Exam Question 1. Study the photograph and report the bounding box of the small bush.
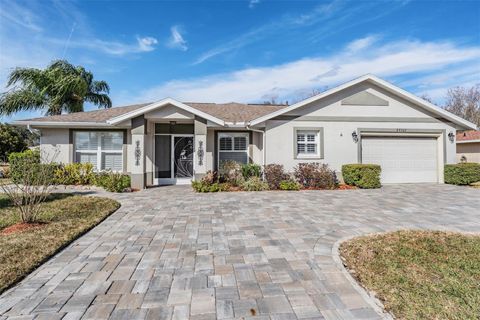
[0,166,10,179]
[241,176,269,191]
[8,150,57,185]
[219,160,244,185]
[279,179,301,191]
[94,171,131,192]
[191,180,228,192]
[191,171,229,192]
[264,164,289,190]
[294,163,338,189]
[342,164,381,189]
[241,163,262,179]
[202,170,218,185]
[444,163,480,185]
[54,163,95,185]
[2,150,56,223]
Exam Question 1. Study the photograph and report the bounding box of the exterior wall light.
[352,131,359,143]
[448,131,455,143]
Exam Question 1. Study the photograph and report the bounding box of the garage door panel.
[362,137,438,183]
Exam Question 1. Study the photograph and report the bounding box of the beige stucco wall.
[457,142,480,163]
[39,128,71,164]
[263,83,458,175]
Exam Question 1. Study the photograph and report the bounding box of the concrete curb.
[332,235,394,320]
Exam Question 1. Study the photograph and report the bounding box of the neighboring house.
[13,75,477,188]
[456,130,480,163]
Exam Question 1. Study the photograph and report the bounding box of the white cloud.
[137,36,159,52]
[193,1,344,65]
[346,35,378,53]
[0,0,43,32]
[48,35,159,56]
[249,0,260,9]
[167,26,188,51]
[137,38,480,104]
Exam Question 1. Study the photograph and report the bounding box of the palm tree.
[0,60,112,116]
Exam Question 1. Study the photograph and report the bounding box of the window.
[296,130,321,158]
[218,132,249,166]
[74,131,123,171]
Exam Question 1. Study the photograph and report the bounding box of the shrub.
[8,150,57,185]
[0,166,10,179]
[54,163,95,185]
[219,160,244,185]
[1,150,56,223]
[94,171,131,192]
[192,181,226,192]
[241,176,269,191]
[342,164,381,189]
[241,163,262,179]
[264,164,289,190]
[444,163,480,185]
[294,163,338,189]
[191,171,229,192]
[202,170,218,185]
[279,179,301,191]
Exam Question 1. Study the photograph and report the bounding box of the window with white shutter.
[74,131,123,171]
[296,130,320,158]
[218,132,249,166]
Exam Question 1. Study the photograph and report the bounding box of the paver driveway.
[1,184,479,320]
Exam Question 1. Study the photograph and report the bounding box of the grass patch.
[0,178,11,185]
[340,230,480,320]
[0,193,120,293]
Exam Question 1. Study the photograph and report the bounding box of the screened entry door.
[154,135,194,185]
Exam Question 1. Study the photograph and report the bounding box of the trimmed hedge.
[342,164,381,189]
[444,163,480,185]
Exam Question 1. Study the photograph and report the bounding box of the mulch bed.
[1,223,45,235]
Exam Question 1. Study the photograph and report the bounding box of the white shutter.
[102,153,122,171]
[77,153,98,167]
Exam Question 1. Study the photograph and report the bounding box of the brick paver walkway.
[0,184,478,320]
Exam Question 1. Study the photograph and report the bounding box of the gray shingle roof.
[21,102,287,123]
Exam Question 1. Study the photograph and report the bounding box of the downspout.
[246,124,266,180]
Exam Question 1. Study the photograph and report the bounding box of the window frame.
[294,127,324,160]
[73,130,125,172]
[217,132,250,167]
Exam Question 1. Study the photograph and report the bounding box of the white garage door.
[361,136,438,183]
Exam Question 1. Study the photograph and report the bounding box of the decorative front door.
[173,136,194,178]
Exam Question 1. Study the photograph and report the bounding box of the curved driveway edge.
[331,236,393,320]
[1,184,479,320]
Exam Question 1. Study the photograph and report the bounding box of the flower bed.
[192,162,347,192]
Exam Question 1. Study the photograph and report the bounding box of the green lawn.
[340,230,480,320]
[0,193,120,293]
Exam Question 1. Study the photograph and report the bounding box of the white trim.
[12,121,120,128]
[224,122,247,127]
[457,139,480,144]
[107,98,225,126]
[248,74,478,130]
[296,130,320,158]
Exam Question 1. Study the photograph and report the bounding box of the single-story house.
[456,130,480,163]
[13,75,478,189]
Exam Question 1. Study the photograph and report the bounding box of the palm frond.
[91,80,110,94]
[0,90,46,115]
[85,93,112,109]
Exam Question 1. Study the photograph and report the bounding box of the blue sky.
[1,0,479,122]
